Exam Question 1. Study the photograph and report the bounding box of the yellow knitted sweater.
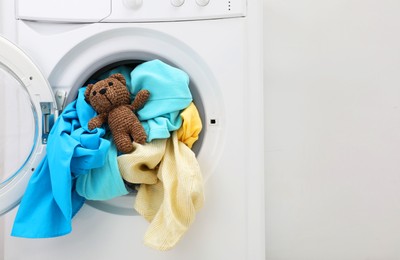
[117,132,204,250]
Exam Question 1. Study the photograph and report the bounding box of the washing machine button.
[171,0,185,7]
[123,0,143,9]
[195,0,210,6]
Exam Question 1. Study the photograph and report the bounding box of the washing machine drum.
[0,61,198,216]
[0,36,215,217]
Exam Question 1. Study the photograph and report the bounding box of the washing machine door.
[0,35,55,215]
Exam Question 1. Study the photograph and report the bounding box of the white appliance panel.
[103,0,246,22]
[16,0,246,23]
[16,0,112,22]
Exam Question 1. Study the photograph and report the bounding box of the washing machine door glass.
[0,68,36,185]
[0,36,55,215]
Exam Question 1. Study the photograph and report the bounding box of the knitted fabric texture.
[118,139,166,185]
[117,132,204,250]
[85,73,150,153]
[95,65,134,89]
[177,102,203,148]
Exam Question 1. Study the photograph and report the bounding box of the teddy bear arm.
[130,89,150,111]
[88,113,108,130]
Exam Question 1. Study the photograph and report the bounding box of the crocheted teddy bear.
[85,73,150,153]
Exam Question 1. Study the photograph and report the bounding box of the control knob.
[123,0,143,9]
[171,0,185,7]
[196,0,210,6]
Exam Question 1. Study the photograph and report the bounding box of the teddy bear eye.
[108,82,113,86]
[92,90,97,96]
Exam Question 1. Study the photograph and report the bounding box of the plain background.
[263,0,400,259]
[2,0,400,259]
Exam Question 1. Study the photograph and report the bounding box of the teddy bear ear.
[109,73,126,86]
[84,84,94,103]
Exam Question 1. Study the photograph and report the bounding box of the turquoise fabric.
[10,60,193,238]
[129,60,193,142]
[76,137,129,200]
[95,65,134,90]
[12,87,111,238]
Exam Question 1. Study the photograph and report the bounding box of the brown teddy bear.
[85,73,150,154]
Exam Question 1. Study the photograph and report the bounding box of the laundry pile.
[11,60,204,251]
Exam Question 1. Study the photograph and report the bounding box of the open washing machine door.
[0,35,55,215]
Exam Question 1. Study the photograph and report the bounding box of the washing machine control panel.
[16,0,246,23]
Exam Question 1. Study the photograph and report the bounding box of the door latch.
[40,102,54,144]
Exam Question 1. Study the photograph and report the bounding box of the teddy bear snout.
[99,88,107,95]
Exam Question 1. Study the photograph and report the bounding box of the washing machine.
[0,0,264,259]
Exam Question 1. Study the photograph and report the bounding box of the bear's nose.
[99,88,107,95]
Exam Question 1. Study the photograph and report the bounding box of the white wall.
[264,0,400,259]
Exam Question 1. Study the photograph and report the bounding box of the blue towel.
[11,87,111,238]
[76,136,129,201]
[129,60,193,142]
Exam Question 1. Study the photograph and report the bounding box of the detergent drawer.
[16,0,111,23]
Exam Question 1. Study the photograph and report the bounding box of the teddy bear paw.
[88,120,97,130]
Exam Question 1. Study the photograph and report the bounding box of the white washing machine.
[0,0,264,259]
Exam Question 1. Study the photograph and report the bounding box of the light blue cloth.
[12,87,111,238]
[76,137,129,200]
[129,60,193,142]
[95,65,134,90]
